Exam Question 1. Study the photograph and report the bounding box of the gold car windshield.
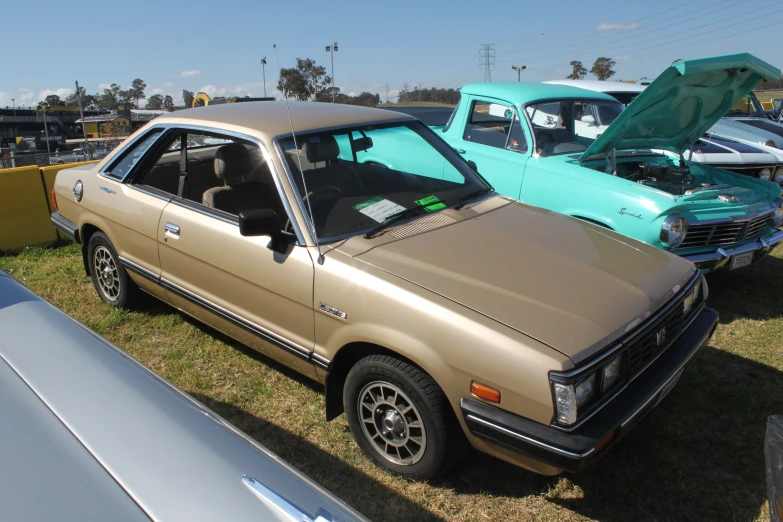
[279,121,488,241]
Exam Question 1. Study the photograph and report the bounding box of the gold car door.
[157,202,317,379]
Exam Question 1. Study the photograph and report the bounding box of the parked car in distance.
[50,147,109,165]
[51,100,718,479]
[409,54,783,272]
[0,270,367,522]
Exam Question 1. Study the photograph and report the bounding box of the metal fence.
[0,149,111,170]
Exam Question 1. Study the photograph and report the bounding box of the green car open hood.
[580,53,780,160]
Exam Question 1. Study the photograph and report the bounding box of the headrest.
[304,135,339,163]
[214,143,252,180]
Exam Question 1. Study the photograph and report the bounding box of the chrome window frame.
[99,127,166,181]
[104,122,306,245]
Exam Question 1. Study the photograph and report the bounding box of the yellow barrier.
[40,161,99,217]
[0,161,99,252]
[0,165,58,251]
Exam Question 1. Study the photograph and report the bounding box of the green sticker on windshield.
[415,195,446,211]
[353,196,383,211]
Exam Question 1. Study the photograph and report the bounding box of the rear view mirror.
[239,209,286,252]
[581,115,596,125]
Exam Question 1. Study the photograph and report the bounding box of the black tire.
[344,354,466,480]
[87,232,140,309]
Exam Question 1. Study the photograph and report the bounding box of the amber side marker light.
[594,430,616,453]
[52,189,58,211]
[471,381,501,403]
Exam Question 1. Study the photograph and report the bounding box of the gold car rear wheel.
[87,232,141,309]
[344,354,466,480]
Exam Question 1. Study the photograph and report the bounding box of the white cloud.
[150,88,165,95]
[99,83,112,91]
[614,54,633,61]
[19,91,35,102]
[38,88,73,101]
[0,92,12,108]
[597,22,639,31]
[162,81,174,88]
[175,70,202,78]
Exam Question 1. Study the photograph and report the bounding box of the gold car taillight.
[471,381,500,403]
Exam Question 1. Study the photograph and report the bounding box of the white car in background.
[545,80,783,183]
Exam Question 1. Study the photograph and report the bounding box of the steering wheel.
[285,185,343,233]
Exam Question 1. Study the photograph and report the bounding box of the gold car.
[51,102,718,480]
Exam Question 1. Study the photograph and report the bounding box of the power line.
[479,44,495,82]
[498,0,740,58]
[510,1,783,65]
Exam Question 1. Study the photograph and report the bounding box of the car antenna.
[273,44,325,265]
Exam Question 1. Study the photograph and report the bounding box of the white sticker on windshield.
[353,196,406,223]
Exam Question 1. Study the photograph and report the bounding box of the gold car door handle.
[164,222,180,239]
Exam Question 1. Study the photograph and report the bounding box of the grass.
[2,242,782,521]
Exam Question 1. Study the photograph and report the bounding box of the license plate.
[655,369,683,407]
[730,251,754,270]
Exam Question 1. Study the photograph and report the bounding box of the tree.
[590,57,617,81]
[567,60,588,80]
[145,94,164,110]
[42,94,65,106]
[64,86,95,108]
[163,95,175,111]
[98,84,127,109]
[277,58,331,101]
[182,90,195,108]
[126,78,147,108]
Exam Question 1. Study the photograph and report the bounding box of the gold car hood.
[351,203,696,363]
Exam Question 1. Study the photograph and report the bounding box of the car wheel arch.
[80,223,102,276]
[324,341,453,423]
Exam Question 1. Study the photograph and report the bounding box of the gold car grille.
[626,292,690,378]
[678,211,773,249]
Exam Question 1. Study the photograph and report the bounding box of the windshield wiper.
[453,187,495,210]
[364,206,431,239]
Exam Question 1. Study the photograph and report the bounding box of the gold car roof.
[154,101,415,141]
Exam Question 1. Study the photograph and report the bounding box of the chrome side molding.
[242,474,333,522]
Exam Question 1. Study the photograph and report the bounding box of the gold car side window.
[104,129,163,180]
[135,132,287,226]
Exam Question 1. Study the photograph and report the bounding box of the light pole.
[511,65,527,82]
[11,98,16,117]
[41,104,51,154]
[75,80,89,150]
[325,41,338,102]
[261,57,267,97]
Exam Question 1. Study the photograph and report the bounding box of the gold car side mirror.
[239,209,286,252]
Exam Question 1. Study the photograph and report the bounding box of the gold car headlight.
[551,352,627,426]
[774,167,783,184]
[759,168,773,181]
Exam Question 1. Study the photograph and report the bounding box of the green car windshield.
[526,99,624,156]
[278,121,489,241]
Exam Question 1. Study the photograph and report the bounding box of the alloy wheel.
[357,381,427,465]
[93,246,120,301]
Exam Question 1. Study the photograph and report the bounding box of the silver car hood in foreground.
[0,273,367,522]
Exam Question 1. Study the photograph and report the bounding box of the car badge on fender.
[99,186,116,194]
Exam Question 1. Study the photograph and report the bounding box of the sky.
[1,0,781,108]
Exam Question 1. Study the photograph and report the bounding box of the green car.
[389,54,783,272]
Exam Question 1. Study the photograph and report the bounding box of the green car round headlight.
[759,168,773,181]
[660,215,688,248]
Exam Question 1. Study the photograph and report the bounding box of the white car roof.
[544,80,647,94]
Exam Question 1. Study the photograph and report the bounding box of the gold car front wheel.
[344,354,466,480]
